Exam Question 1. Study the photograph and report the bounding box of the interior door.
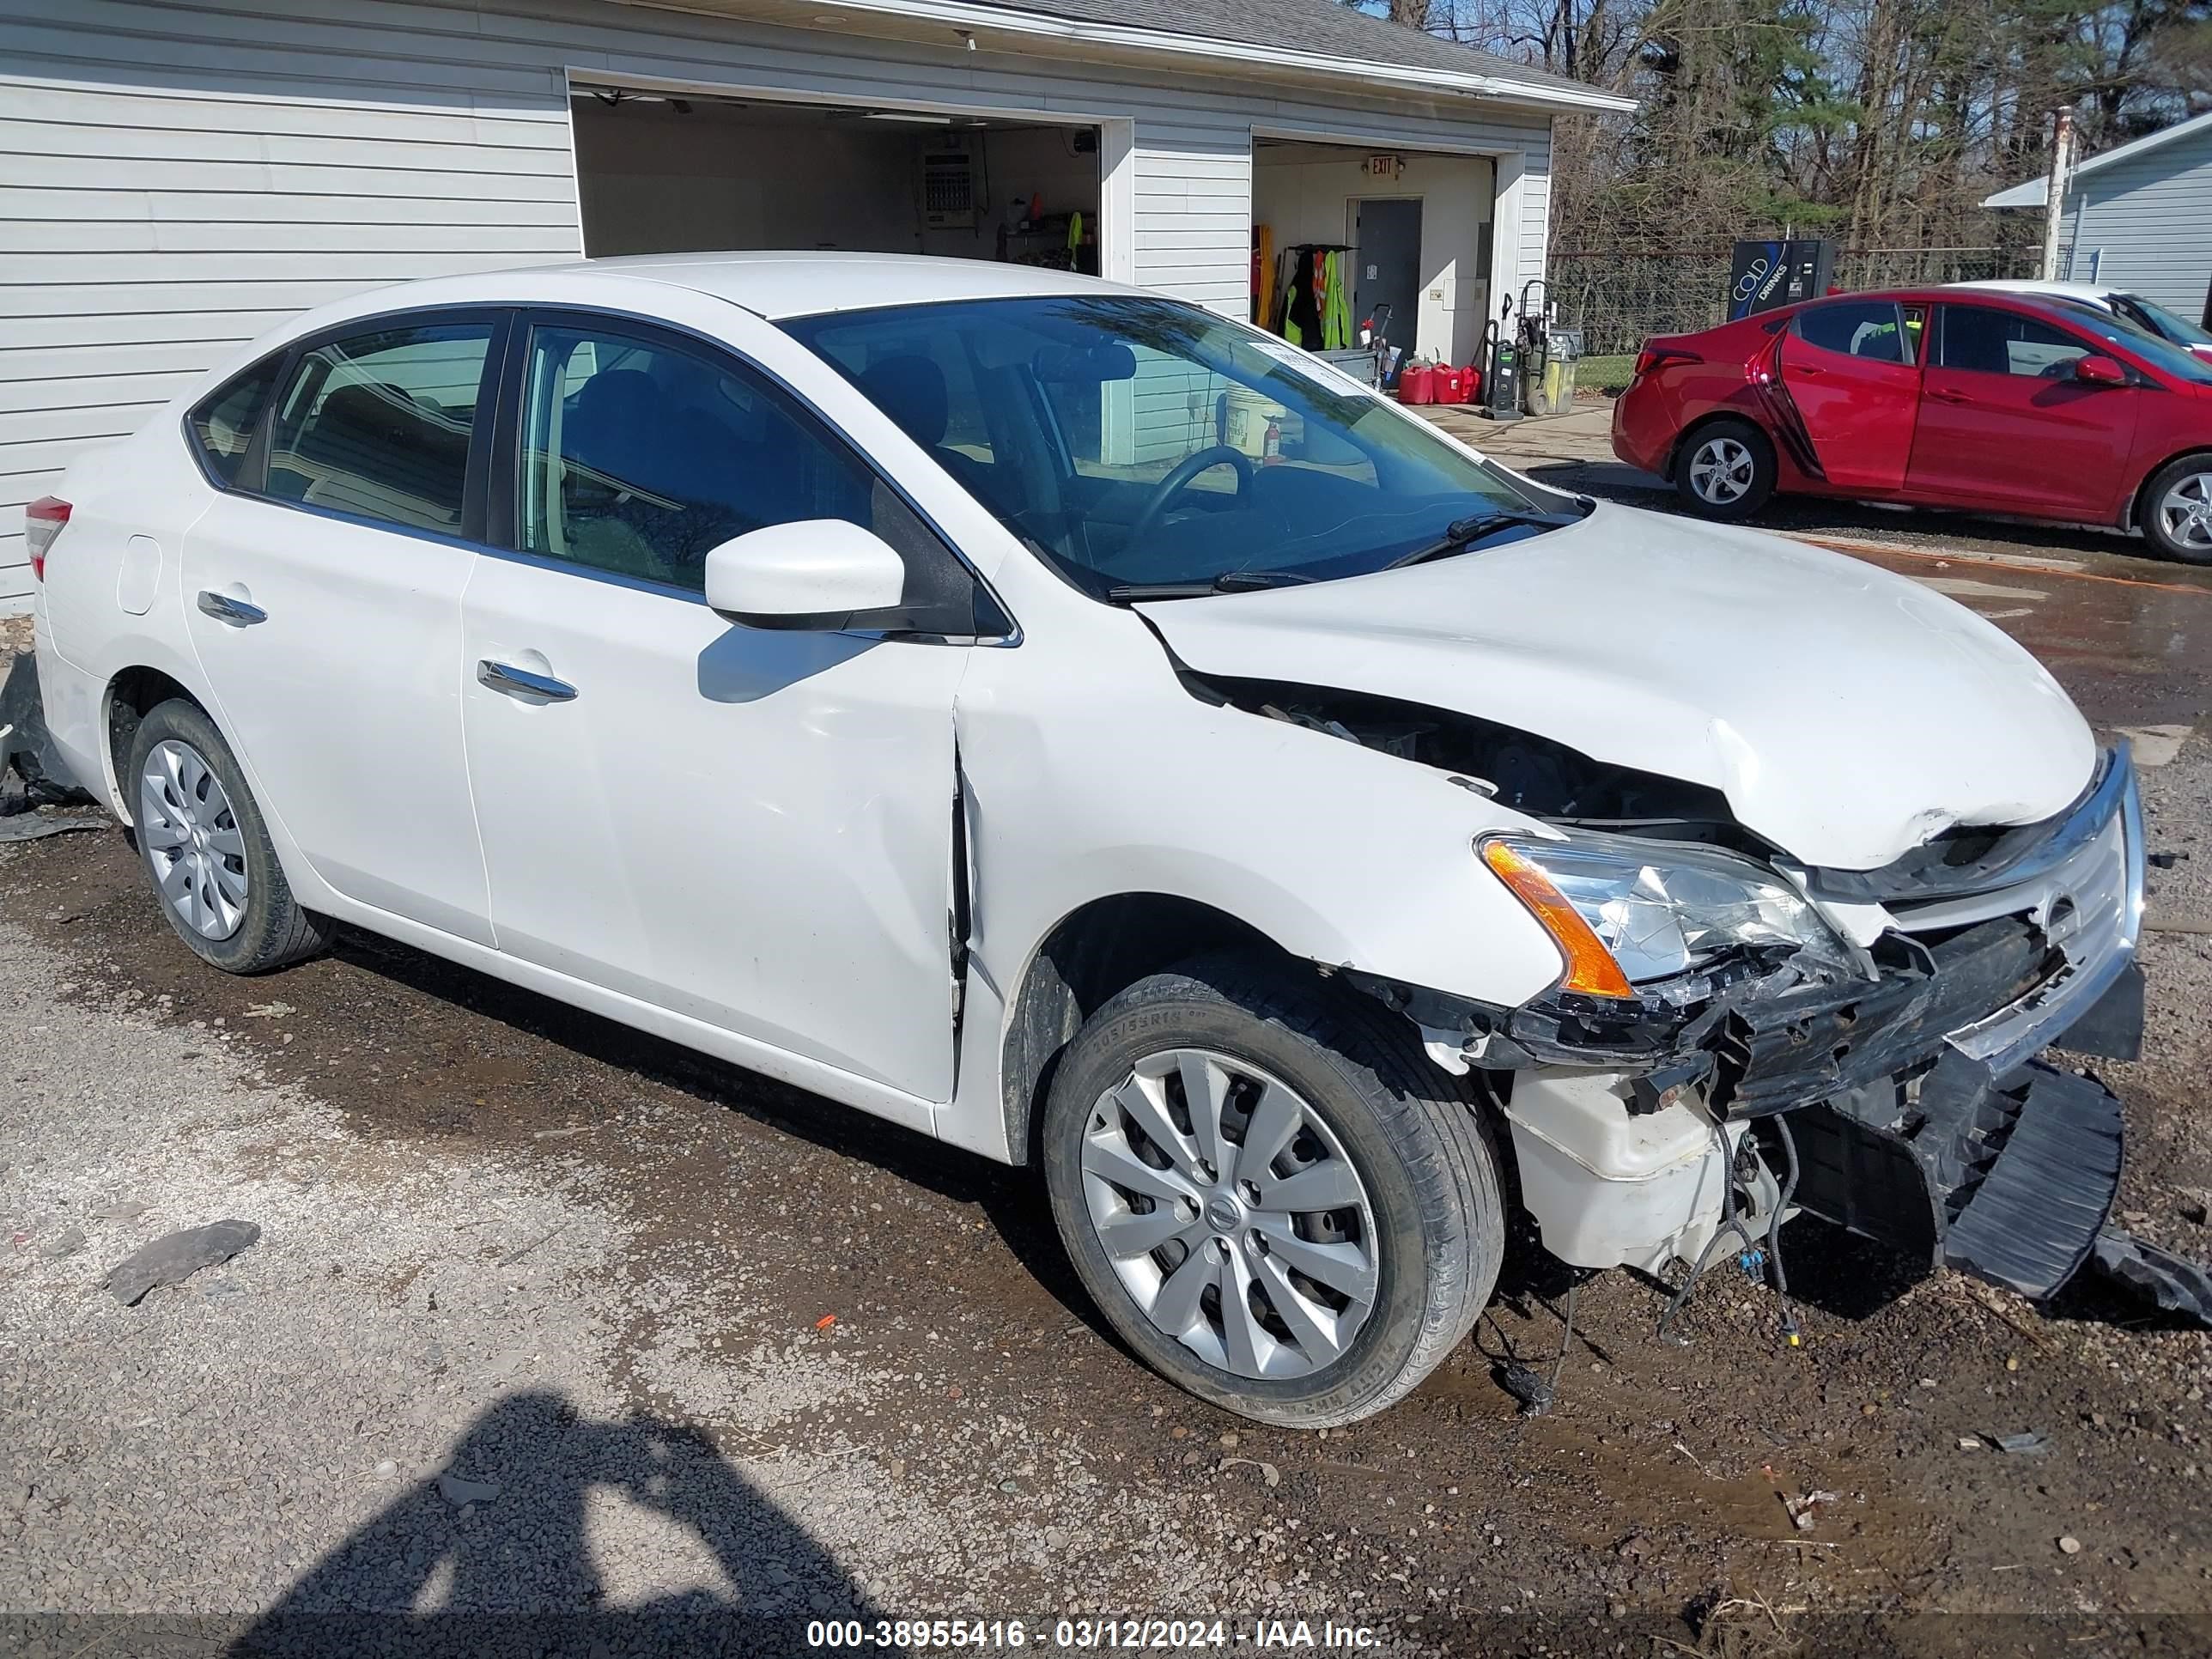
[459,312,973,1102]
[180,311,505,945]
[1905,303,2140,520]
[1352,199,1422,352]
[1773,298,1922,490]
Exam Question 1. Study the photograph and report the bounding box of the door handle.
[477,659,577,702]
[1927,387,1972,405]
[196,589,267,626]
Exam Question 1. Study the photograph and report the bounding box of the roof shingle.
[973,0,1602,99]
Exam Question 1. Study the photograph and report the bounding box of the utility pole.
[2040,107,2075,282]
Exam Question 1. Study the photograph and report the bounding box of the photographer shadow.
[232,1389,888,1657]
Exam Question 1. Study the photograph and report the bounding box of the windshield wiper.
[1105,569,1316,603]
[1385,507,1579,569]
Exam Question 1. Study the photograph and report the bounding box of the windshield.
[2116,293,2212,351]
[2046,298,2212,385]
[782,295,1578,599]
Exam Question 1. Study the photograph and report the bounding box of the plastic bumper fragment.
[2089,1228,2212,1325]
[1791,1054,2209,1323]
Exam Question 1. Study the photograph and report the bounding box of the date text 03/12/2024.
[805,1619,1382,1650]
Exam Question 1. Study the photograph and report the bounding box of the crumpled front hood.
[1139,503,2096,870]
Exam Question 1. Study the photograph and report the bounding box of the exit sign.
[1366,154,1402,179]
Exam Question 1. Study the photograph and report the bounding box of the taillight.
[25,496,70,582]
[1632,346,1699,380]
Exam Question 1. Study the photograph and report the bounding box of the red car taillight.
[24,496,70,582]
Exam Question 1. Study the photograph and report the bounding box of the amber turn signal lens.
[1481,841,1637,1000]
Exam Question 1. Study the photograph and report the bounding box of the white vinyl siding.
[0,0,1556,608]
[2063,127,2212,324]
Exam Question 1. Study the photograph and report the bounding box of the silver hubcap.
[1688,435,1755,504]
[139,739,248,941]
[1080,1048,1378,1380]
[2157,471,2212,550]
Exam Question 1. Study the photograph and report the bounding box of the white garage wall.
[0,0,1556,611]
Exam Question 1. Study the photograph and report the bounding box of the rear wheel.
[2142,453,2212,564]
[1041,954,1504,1427]
[126,698,330,974]
[1674,417,1777,519]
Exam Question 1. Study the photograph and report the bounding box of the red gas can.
[1433,365,1472,405]
[1396,364,1436,405]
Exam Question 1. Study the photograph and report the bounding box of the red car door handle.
[1928,387,1972,404]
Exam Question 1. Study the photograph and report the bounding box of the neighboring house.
[1983,109,2212,329]
[0,0,1631,613]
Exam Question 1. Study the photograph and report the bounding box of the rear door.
[180,309,506,945]
[1905,304,2140,521]
[1773,298,1922,490]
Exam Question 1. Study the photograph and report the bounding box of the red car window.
[1934,306,2090,379]
[1794,301,1907,363]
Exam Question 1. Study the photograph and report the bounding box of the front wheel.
[1041,956,1504,1427]
[2142,453,2212,564]
[1674,417,1777,519]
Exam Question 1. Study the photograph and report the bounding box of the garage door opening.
[572,88,1103,275]
[1251,139,1495,369]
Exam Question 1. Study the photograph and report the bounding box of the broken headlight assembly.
[1481,830,1864,1000]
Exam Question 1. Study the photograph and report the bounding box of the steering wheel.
[1128,445,1255,544]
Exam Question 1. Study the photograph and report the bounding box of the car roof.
[1951,279,2118,302]
[588,251,1153,318]
[359,252,1151,324]
[1766,284,2124,319]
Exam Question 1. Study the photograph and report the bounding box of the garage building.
[0,0,1629,611]
[1983,109,2212,330]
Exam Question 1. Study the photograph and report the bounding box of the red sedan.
[1611,287,2212,563]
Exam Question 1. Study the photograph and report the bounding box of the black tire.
[1673,416,1777,519]
[1041,953,1505,1428]
[2139,452,2212,565]
[125,698,331,974]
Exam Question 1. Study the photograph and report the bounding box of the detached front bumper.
[1755,746,2144,1299]
[1363,746,2163,1305]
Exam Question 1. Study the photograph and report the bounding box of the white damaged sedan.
[28,255,2148,1425]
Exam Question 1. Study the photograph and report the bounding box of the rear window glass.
[1796,301,1906,363]
[264,321,495,535]
[187,357,279,486]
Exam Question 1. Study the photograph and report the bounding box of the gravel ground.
[2,583,2209,1655]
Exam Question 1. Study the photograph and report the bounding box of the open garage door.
[571,87,1103,275]
[1252,138,1496,370]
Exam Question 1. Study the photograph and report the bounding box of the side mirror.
[2074,354,2127,386]
[703,520,907,630]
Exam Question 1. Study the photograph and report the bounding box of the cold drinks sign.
[1728,239,1836,319]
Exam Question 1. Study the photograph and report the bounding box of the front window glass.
[516,322,957,597]
[2002,301,2212,386]
[1936,306,2091,379]
[265,321,495,534]
[784,296,1573,600]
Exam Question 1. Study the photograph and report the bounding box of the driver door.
[459,308,980,1105]
[1905,304,2141,520]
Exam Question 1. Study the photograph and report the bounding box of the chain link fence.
[1549,244,2043,361]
